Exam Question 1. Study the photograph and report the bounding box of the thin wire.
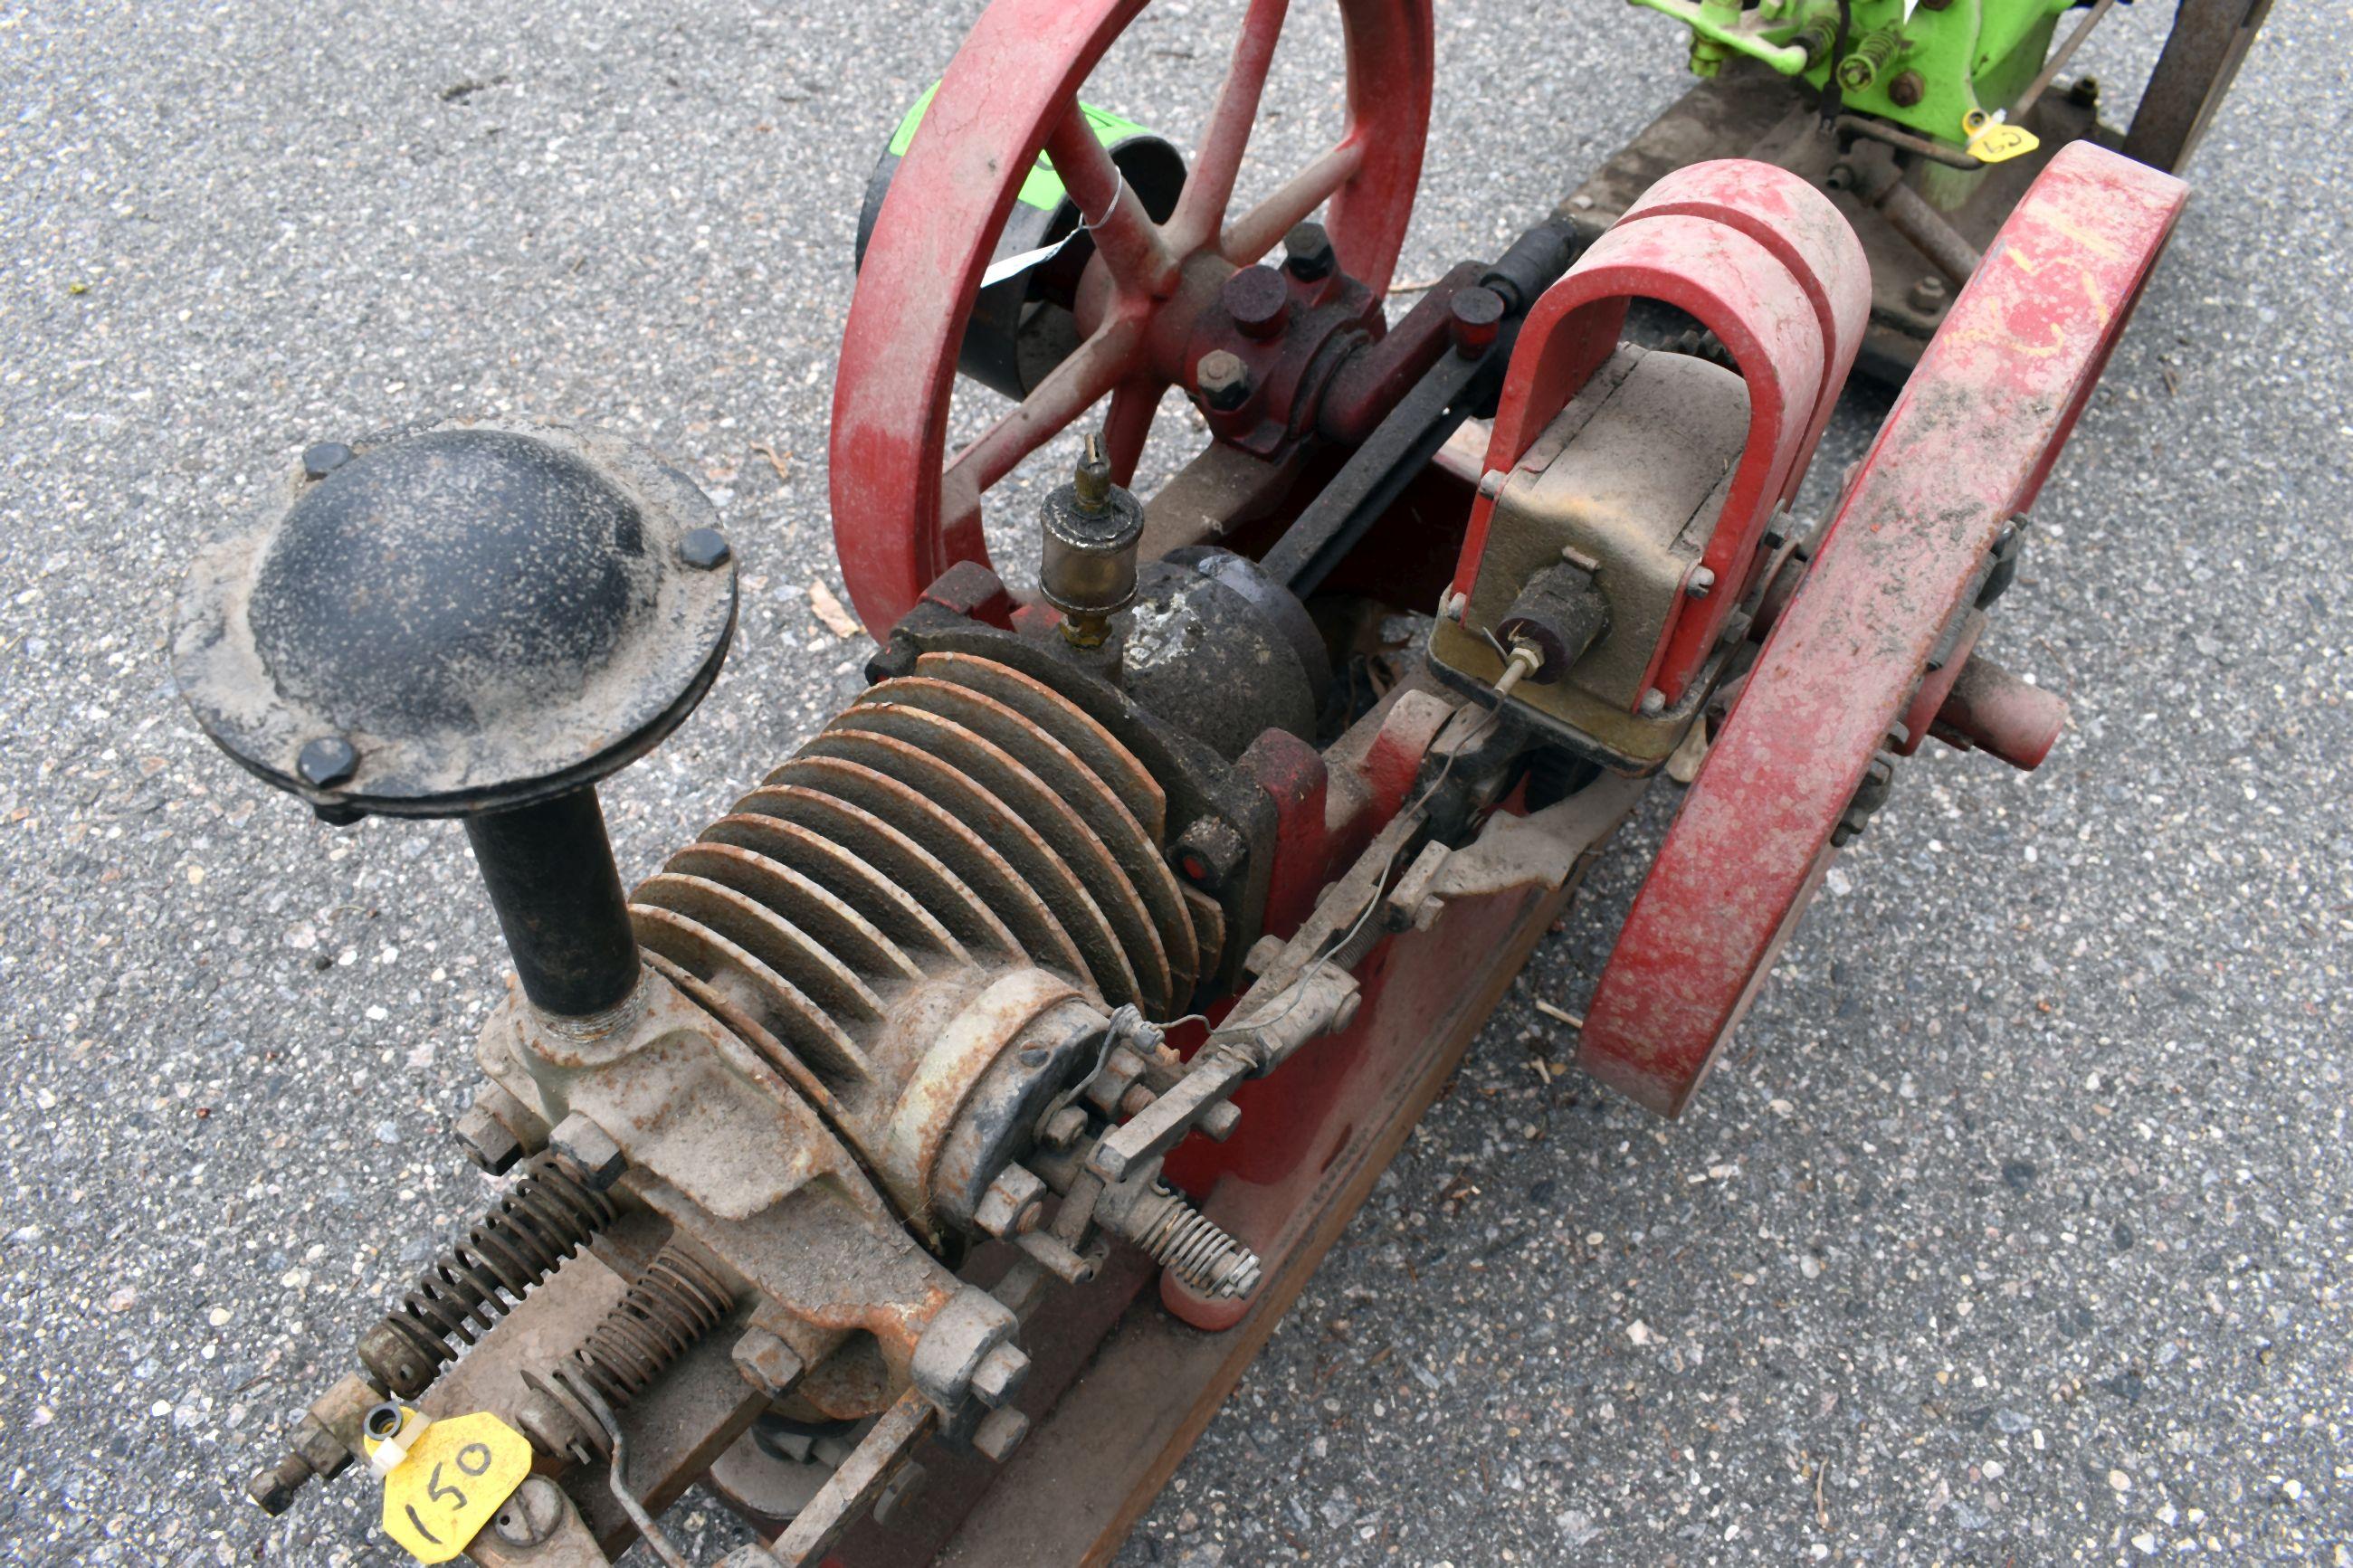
[1211,697,1511,1051]
[568,1374,695,1568]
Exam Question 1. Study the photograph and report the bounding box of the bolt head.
[1221,265,1290,338]
[970,1343,1030,1409]
[1281,221,1335,281]
[301,442,355,480]
[679,526,732,570]
[1685,566,1716,601]
[731,1327,807,1399]
[548,1112,625,1191]
[296,736,358,788]
[973,1405,1031,1464]
[1888,69,1925,108]
[453,1104,523,1174]
[1448,284,1506,357]
[1639,688,1667,717]
[872,1460,930,1525]
[491,1475,569,1547]
[1196,349,1250,412]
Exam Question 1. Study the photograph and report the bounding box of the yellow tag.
[1965,117,2040,164]
[367,1410,533,1563]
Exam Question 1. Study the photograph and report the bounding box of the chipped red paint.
[1578,144,2188,1117]
[830,0,1434,635]
[1449,160,1868,707]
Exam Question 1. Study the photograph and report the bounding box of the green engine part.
[1630,0,2072,150]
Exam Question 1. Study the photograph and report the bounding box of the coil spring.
[566,1249,732,1409]
[1130,1184,1262,1300]
[519,1246,734,1462]
[1836,27,1900,90]
[358,1154,614,1398]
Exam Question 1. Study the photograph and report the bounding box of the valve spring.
[1836,27,1900,90]
[520,1245,734,1462]
[566,1248,733,1410]
[1130,1185,1262,1300]
[360,1154,614,1398]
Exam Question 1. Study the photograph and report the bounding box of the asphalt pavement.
[0,1,2346,1564]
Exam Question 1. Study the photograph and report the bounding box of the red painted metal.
[830,0,1434,636]
[1931,652,2069,771]
[1577,143,2188,1117]
[1448,160,1868,708]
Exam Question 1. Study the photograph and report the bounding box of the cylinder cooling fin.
[628,652,1202,1115]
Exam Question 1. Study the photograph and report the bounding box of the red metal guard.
[829,0,1434,636]
[1578,143,2189,1117]
[1448,159,1869,708]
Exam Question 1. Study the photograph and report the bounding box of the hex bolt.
[296,736,358,788]
[1639,688,1667,717]
[970,1342,1030,1409]
[1222,265,1290,339]
[301,442,355,480]
[1448,284,1506,357]
[1888,69,1925,108]
[548,1112,626,1192]
[1196,349,1251,412]
[679,527,733,570]
[452,1103,523,1175]
[1281,221,1336,281]
[1909,275,1950,315]
[731,1326,807,1400]
[1685,566,1717,600]
[973,1406,1031,1464]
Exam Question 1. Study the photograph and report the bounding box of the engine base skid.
[167,0,2199,1559]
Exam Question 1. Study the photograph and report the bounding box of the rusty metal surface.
[1578,143,2189,1118]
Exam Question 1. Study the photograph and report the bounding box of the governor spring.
[1128,1183,1262,1300]
[357,1153,615,1399]
[519,1245,735,1461]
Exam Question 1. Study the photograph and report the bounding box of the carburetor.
[175,416,1343,1564]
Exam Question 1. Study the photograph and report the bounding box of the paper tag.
[367,1410,533,1564]
[1963,111,2041,164]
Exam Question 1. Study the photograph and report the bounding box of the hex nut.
[1172,816,1248,889]
[1908,274,1950,315]
[970,1342,1030,1409]
[453,1103,523,1175]
[973,1165,1047,1239]
[1041,1104,1090,1151]
[1196,349,1250,412]
[974,1405,1032,1464]
[1282,220,1336,281]
[549,1112,625,1191]
[731,1327,807,1400]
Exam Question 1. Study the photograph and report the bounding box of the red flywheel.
[830,0,1434,635]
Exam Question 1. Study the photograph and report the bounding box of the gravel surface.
[1,2,2345,1565]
